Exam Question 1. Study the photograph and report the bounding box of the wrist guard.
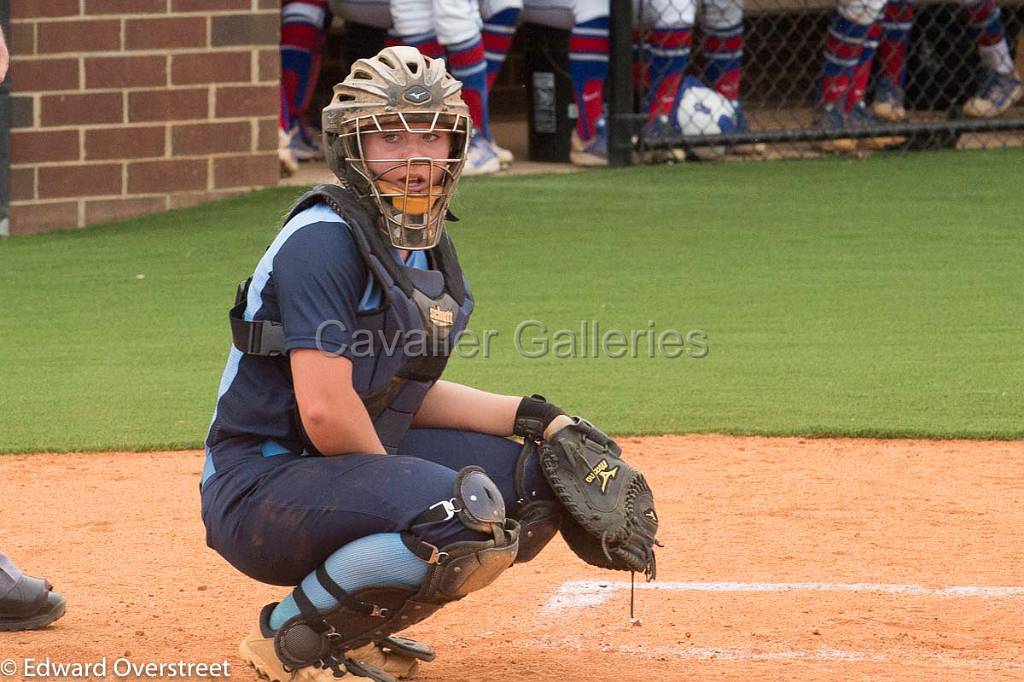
[513,394,567,442]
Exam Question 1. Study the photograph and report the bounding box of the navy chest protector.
[229,184,474,454]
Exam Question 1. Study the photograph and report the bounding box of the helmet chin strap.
[375,179,444,216]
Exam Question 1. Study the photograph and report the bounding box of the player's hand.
[542,414,574,440]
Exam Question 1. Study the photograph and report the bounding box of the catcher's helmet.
[323,46,472,250]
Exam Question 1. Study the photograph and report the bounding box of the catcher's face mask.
[336,111,470,250]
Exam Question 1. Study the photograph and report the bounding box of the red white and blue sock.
[570,17,609,141]
[280,84,292,133]
[386,30,444,59]
[878,1,913,89]
[645,27,693,123]
[963,0,1014,75]
[817,11,871,108]
[280,0,329,132]
[447,35,490,139]
[482,7,521,92]
[846,21,881,111]
[703,22,743,103]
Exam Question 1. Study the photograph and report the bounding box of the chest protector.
[229,184,474,454]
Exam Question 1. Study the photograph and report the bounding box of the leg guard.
[274,467,519,672]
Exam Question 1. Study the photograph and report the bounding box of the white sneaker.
[462,134,501,176]
[278,129,300,176]
[963,70,1024,118]
[491,140,514,168]
[285,123,325,162]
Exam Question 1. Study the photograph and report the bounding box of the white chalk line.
[543,580,1024,613]
[522,635,1024,670]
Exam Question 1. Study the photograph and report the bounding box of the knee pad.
[273,467,519,670]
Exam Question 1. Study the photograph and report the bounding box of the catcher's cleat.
[0,575,66,632]
[239,614,347,681]
[345,640,424,679]
[240,604,424,682]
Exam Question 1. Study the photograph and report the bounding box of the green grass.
[2,148,1023,452]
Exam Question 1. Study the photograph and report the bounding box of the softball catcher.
[201,47,660,681]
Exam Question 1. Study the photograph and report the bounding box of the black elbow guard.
[513,394,567,442]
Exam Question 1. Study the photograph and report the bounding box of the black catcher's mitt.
[538,418,660,579]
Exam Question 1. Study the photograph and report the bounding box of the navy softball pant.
[200,428,553,586]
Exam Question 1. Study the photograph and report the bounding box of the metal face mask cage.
[335,111,471,250]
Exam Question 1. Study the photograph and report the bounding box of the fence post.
[607,0,633,167]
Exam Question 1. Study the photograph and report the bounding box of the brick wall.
[7,0,281,236]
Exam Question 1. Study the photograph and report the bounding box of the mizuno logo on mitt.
[585,458,619,493]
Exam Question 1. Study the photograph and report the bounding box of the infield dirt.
[2,435,1022,681]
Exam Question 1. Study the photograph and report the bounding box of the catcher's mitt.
[538,418,660,579]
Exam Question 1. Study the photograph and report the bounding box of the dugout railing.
[608,0,1024,164]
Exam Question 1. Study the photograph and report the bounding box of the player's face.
[362,129,453,193]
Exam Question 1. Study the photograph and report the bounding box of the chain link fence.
[321,0,1023,165]
[615,0,1024,162]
